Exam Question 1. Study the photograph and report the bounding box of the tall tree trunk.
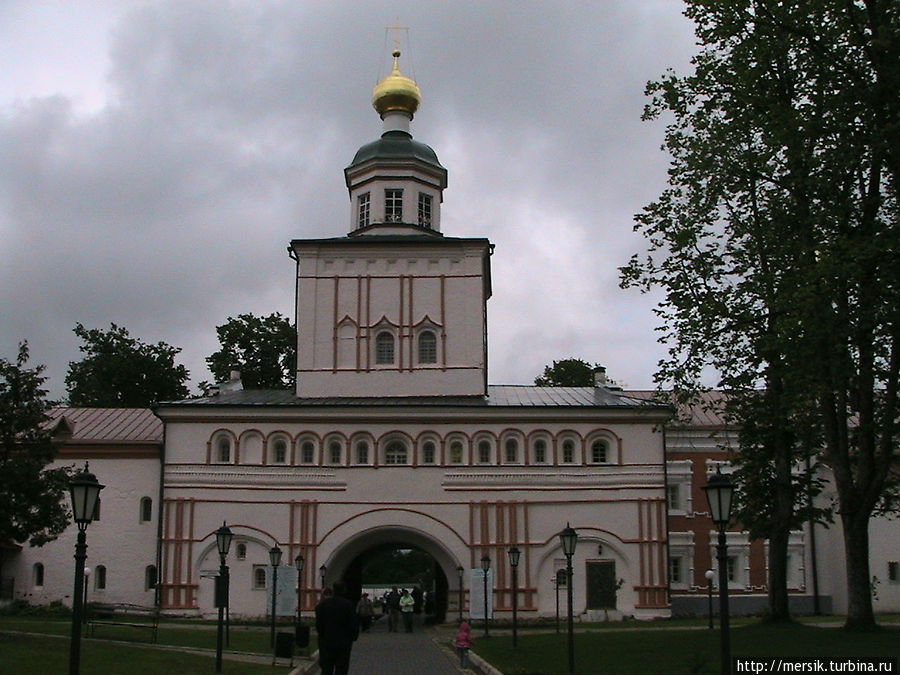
[842,512,876,630]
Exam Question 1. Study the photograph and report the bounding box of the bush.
[0,599,71,617]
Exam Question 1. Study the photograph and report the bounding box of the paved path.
[343,615,466,675]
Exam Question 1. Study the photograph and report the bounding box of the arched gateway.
[154,49,672,622]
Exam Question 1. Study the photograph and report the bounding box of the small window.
[301,441,315,464]
[450,441,463,464]
[534,439,547,464]
[33,563,44,588]
[385,188,403,222]
[477,440,491,464]
[591,440,609,463]
[217,437,231,463]
[888,561,898,582]
[667,485,681,511]
[422,441,436,464]
[504,438,519,463]
[95,565,107,590]
[356,441,369,464]
[418,331,437,364]
[140,497,153,523]
[669,557,682,584]
[418,193,432,228]
[385,441,407,465]
[272,439,288,464]
[375,331,395,364]
[253,565,267,590]
[357,192,370,228]
[562,440,575,464]
[726,556,738,583]
[145,565,157,591]
[236,542,247,561]
[329,441,342,465]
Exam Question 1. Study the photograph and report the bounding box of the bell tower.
[291,49,492,398]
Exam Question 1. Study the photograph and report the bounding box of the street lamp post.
[82,568,91,624]
[705,569,715,630]
[295,555,304,626]
[480,555,491,638]
[457,566,464,622]
[555,570,563,634]
[508,547,520,649]
[559,524,577,675]
[703,469,736,675]
[269,545,282,650]
[68,463,104,675]
[214,522,233,674]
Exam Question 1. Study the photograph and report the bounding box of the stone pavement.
[345,615,466,674]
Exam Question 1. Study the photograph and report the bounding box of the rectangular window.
[667,485,681,511]
[889,561,898,582]
[668,557,682,584]
[418,193,432,228]
[385,189,403,222]
[357,192,370,228]
[726,556,738,583]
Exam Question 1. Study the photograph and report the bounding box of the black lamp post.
[480,555,491,637]
[508,547,520,649]
[82,567,91,624]
[319,564,327,592]
[705,569,715,630]
[457,566,464,622]
[269,545,282,649]
[214,522,233,674]
[703,469,735,675]
[68,463,104,675]
[295,554,304,626]
[559,523,577,675]
[555,569,563,634]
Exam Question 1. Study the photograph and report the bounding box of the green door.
[586,561,616,609]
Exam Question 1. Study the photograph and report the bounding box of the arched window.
[422,441,436,464]
[591,439,609,463]
[449,441,464,464]
[253,566,267,590]
[272,438,288,464]
[505,438,519,463]
[301,441,315,464]
[418,331,437,364]
[477,440,492,464]
[236,542,247,560]
[375,331,395,364]
[385,441,408,465]
[356,440,370,464]
[217,436,232,463]
[562,439,576,464]
[140,497,153,523]
[95,565,107,590]
[328,441,342,465]
[33,563,44,588]
[145,565,157,591]
[533,438,548,464]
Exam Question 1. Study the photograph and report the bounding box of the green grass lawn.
[472,622,900,674]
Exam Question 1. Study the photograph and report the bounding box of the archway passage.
[323,527,461,624]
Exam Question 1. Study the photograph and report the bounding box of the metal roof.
[46,408,163,443]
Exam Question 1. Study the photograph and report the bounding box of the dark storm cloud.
[0,1,695,397]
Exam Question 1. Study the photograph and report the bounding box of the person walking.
[399,588,415,633]
[315,582,359,675]
[454,620,474,669]
[356,592,374,632]
[386,587,401,632]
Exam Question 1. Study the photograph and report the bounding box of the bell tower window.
[385,189,403,222]
[418,193,432,228]
[375,331,395,364]
[418,330,437,363]
[357,192,370,228]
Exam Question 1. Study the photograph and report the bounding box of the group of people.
[315,583,475,675]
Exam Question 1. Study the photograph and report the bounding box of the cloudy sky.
[1,1,698,399]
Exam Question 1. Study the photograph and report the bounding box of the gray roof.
[348,130,445,171]
[159,385,669,411]
[47,407,163,443]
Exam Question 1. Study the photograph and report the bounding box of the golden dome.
[372,50,421,118]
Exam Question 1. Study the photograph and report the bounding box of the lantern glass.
[215,522,233,556]
[269,545,282,567]
[295,554,304,572]
[508,547,521,568]
[560,524,577,557]
[69,465,104,524]
[703,470,735,526]
[457,566,464,579]
[319,565,327,583]
[481,555,491,571]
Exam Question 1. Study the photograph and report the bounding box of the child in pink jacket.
[454,620,474,669]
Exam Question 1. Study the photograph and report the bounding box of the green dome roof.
[349,130,444,170]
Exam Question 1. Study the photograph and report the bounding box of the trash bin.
[295,623,310,647]
[275,631,294,658]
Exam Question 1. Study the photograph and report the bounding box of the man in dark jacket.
[315,582,359,675]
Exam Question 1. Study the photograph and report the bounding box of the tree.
[621,1,898,628]
[205,313,296,389]
[534,358,599,387]
[66,323,190,406]
[0,343,73,580]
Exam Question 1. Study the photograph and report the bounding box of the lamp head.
[215,521,233,557]
[480,555,491,571]
[269,545,282,567]
[69,462,104,525]
[295,554,304,572]
[508,546,521,568]
[559,523,578,557]
[703,468,736,528]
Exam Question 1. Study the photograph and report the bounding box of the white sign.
[266,565,297,617]
[469,568,493,620]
